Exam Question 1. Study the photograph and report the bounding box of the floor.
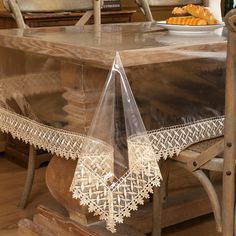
[0,154,221,236]
[163,215,220,236]
[0,154,56,236]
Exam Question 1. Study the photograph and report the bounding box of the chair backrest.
[136,0,213,21]
[225,9,236,32]
[4,0,102,12]
[143,0,202,6]
[3,0,103,29]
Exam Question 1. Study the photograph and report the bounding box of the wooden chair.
[3,0,103,29]
[2,0,102,209]
[135,1,226,235]
[222,9,236,235]
[135,0,211,21]
[152,9,236,236]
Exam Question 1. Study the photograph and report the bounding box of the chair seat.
[188,137,224,155]
[174,137,225,172]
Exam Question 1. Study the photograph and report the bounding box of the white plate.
[156,21,224,35]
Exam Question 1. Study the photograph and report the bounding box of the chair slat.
[141,0,202,7]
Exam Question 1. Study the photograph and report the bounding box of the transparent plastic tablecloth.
[0,23,227,232]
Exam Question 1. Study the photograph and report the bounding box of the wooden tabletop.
[0,22,227,68]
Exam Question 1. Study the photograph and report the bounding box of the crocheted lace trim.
[0,103,224,232]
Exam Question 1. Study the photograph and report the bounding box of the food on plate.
[186,4,219,24]
[171,6,190,17]
[166,4,219,26]
[167,16,207,26]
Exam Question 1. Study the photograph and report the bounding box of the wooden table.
[0,9,136,29]
[0,23,226,65]
[0,23,228,235]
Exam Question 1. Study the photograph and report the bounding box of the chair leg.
[192,170,222,233]
[175,160,222,233]
[18,145,36,209]
[152,162,170,236]
[152,186,164,236]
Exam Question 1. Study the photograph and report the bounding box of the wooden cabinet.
[0,9,136,29]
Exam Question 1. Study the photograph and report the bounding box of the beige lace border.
[0,106,224,232]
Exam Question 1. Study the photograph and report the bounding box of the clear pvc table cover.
[0,23,226,232]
